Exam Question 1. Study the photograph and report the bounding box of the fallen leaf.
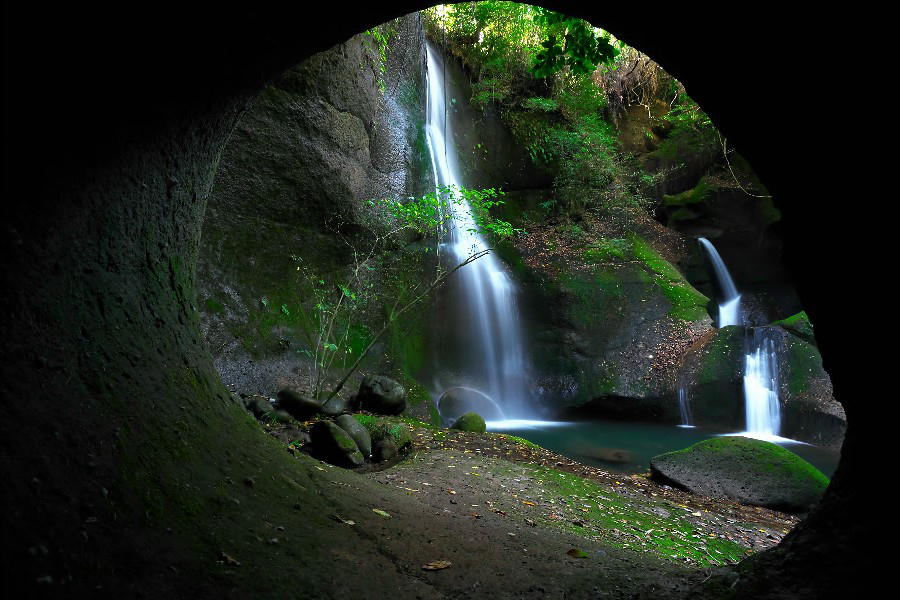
[522,501,536,506]
[567,548,589,559]
[372,509,391,518]
[422,560,452,571]
[330,514,356,525]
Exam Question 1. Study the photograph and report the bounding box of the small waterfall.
[742,328,782,439]
[697,237,741,326]
[693,237,786,439]
[677,386,695,428]
[424,42,532,420]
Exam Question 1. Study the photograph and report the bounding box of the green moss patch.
[582,237,631,263]
[352,414,413,449]
[783,334,825,396]
[498,462,748,566]
[630,234,709,320]
[663,176,714,206]
[772,311,815,344]
[451,412,487,433]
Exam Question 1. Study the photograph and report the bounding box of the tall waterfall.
[695,238,784,439]
[424,42,532,420]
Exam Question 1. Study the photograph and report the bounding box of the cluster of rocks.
[240,375,409,468]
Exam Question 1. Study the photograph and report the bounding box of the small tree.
[293,185,520,401]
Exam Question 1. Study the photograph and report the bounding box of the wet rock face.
[198,13,431,394]
[650,437,829,513]
[504,222,715,415]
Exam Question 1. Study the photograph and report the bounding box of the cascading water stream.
[697,238,741,327]
[742,328,782,440]
[692,238,789,440]
[424,42,534,423]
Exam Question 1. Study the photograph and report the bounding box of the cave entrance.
[2,2,862,597]
[197,0,846,585]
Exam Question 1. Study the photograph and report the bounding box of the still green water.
[490,420,839,477]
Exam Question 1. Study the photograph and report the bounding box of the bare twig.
[718,133,772,199]
[325,248,490,400]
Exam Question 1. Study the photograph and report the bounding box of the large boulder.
[650,436,829,512]
[309,421,364,468]
[357,375,407,415]
[320,394,351,417]
[276,388,323,420]
[335,414,372,458]
[450,412,487,433]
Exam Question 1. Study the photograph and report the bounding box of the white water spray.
[425,42,532,420]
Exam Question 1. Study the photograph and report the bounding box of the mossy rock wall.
[427,39,553,193]
[197,14,433,396]
[497,226,714,415]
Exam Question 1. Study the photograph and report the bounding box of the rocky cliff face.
[198,14,431,397]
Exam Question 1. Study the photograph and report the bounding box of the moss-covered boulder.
[772,311,815,345]
[358,375,407,415]
[451,412,487,433]
[335,414,372,458]
[650,437,829,512]
[309,421,364,468]
[276,388,323,421]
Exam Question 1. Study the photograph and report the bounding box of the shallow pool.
[486,419,840,477]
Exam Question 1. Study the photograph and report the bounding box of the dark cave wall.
[1,2,871,597]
